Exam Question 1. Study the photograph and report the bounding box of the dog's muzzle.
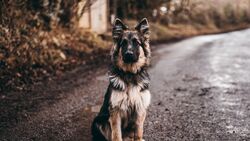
[123,51,138,63]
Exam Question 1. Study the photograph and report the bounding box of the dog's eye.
[132,39,140,47]
[120,39,128,46]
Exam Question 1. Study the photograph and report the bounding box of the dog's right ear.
[112,18,128,42]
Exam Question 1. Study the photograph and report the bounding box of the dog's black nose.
[125,51,133,57]
[123,50,136,63]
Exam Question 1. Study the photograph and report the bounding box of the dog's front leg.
[134,112,146,141]
[109,112,122,141]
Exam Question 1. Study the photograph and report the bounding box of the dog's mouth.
[122,53,138,63]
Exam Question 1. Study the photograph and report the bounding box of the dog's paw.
[142,139,145,141]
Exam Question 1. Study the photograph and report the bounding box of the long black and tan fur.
[91,18,151,141]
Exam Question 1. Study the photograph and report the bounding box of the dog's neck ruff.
[109,67,150,91]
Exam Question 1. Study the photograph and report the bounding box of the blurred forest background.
[1,0,250,93]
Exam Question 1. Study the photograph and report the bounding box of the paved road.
[1,29,250,141]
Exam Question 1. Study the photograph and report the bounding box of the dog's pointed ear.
[135,18,150,39]
[112,18,128,42]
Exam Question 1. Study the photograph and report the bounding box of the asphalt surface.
[1,29,250,141]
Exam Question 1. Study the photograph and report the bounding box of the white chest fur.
[110,85,151,112]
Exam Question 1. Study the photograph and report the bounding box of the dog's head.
[111,18,151,73]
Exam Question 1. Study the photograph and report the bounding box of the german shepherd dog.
[91,18,151,141]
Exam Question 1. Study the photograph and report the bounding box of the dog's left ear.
[135,18,150,39]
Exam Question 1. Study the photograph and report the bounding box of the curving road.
[1,29,250,141]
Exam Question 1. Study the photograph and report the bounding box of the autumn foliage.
[1,0,250,93]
